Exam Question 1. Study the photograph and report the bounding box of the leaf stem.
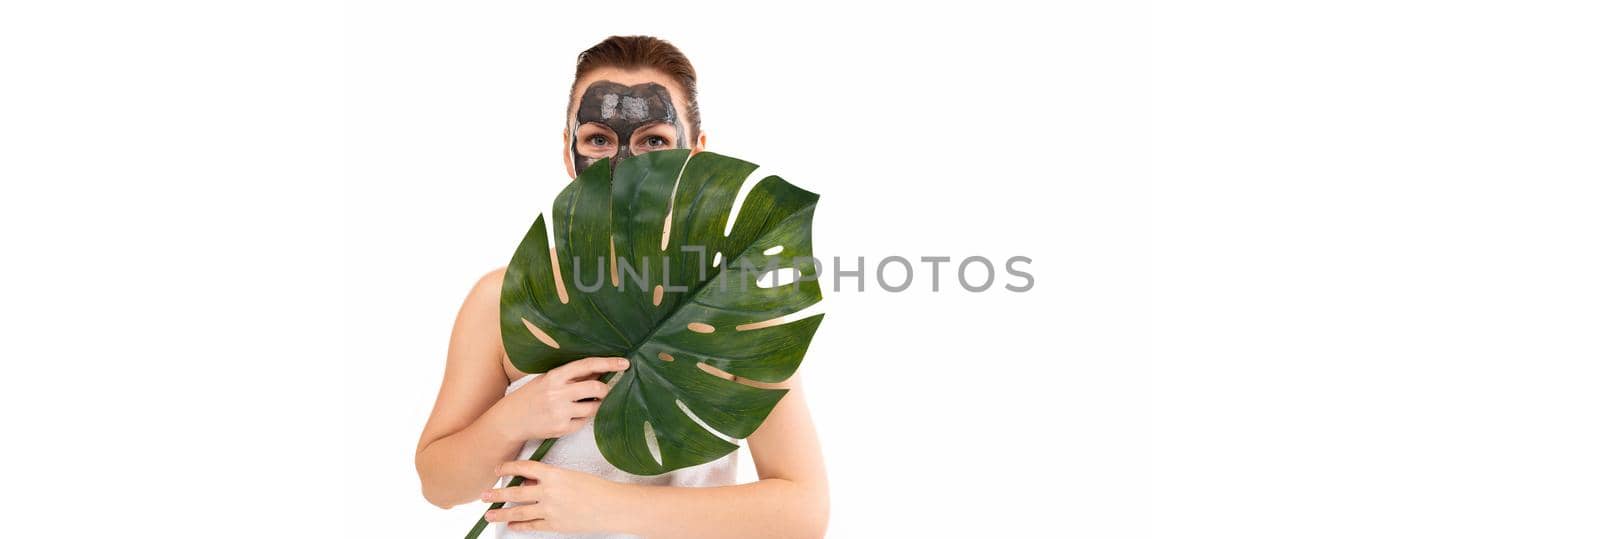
[463,370,618,538]
[463,437,558,539]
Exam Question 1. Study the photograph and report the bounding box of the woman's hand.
[493,356,629,441]
[481,460,638,534]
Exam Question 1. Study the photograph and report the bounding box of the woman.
[415,36,829,538]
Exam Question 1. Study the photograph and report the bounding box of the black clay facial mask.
[570,81,687,175]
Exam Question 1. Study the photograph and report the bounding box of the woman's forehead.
[569,68,689,123]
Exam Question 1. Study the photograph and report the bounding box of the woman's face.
[564,68,701,178]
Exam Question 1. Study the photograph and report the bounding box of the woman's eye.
[587,135,610,146]
[643,136,669,148]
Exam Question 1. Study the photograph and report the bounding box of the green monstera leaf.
[499,149,824,475]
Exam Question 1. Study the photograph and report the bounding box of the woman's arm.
[484,375,829,538]
[617,377,830,538]
[415,269,627,508]
[415,270,523,508]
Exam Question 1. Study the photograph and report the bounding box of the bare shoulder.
[451,267,518,380]
[475,266,507,294]
[454,267,507,336]
[463,267,507,309]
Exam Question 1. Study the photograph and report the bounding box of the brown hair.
[569,35,701,139]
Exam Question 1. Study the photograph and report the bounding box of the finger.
[544,417,584,437]
[567,401,600,419]
[496,459,550,479]
[561,380,611,401]
[480,485,541,504]
[484,502,545,523]
[507,519,553,533]
[549,357,629,382]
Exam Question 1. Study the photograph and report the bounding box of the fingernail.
[480,490,492,501]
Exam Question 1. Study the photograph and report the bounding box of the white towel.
[492,373,739,539]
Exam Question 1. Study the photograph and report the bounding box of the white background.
[1,1,1595,537]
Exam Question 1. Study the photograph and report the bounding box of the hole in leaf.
[658,352,674,362]
[712,252,723,268]
[675,399,735,443]
[756,268,801,289]
[762,245,783,256]
[548,248,569,304]
[660,214,673,250]
[521,318,560,349]
[735,316,787,332]
[695,361,785,389]
[653,284,664,306]
[642,421,663,466]
[723,168,765,236]
[687,322,715,334]
[608,238,620,288]
[659,153,693,250]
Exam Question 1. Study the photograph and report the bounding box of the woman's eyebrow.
[577,121,619,133]
[629,120,676,130]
